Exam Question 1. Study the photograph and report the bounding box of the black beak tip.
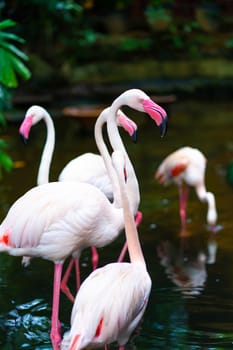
[159,118,167,138]
[20,133,28,144]
[131,130,137,143]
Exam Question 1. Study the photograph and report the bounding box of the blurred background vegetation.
[0,0,232,176]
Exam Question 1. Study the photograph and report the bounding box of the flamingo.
[19,105,138,284]
[155,146,217,232]
[61,150,152,350]
[0,89,167,350]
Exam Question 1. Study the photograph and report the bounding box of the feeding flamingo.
[61,150,152,350]
[0,89,166,350]
[155,146,217,232]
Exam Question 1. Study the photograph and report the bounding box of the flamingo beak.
[142,99,167,137]
[19,115,33,144]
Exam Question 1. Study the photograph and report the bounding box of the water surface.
[0,98,233,349]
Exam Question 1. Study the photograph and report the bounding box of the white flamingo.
[0,89,166,350]
[155,146,217,232]
[61,150,152,350]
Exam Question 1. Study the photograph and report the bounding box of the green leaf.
[0,31,25,44]
[0,40,29,61]
[0,19,16,30]
[0,151,13,172]
[9,54,31,80]
[0,49,18,87]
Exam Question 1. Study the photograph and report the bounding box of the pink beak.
[142,99,167,137]
[19,115,33,143]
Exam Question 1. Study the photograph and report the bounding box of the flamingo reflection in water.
[157,233,217,295]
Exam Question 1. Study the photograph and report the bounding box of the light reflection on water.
[0,99,233,349]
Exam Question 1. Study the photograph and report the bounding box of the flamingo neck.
[195,184,217,226]
[94,110,121,208]
[108,101,140,214]
[37,112,55,185]
[115,153,145,265]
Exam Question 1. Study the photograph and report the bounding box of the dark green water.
[0,98,233,349]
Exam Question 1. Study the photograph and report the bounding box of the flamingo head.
[19,105,47,143]
[116,109,137,143]
[117,89,167,137]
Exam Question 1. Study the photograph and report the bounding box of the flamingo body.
[62,262,151,350]
[58,153,114,200]
[0,181,123,261]
[155,146,217,229]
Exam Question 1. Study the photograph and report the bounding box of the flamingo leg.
[50,263,63,350]
[60,258,75,303]
[74,258,80,291]
[91,246,99,270]
[117,211,142,262]
[178,185,189,229]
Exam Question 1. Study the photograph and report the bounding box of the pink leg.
[119,346,125,350]
[178,185,189,229]
[105,345,109,350]
[50,263,63,350]
[60,258,75,303]
[91,246,99,270]
[117,211,142,262]
[74,258,80,291]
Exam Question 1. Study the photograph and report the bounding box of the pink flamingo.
[61,150,152,350]
[0,89,166,350]
[155,146,217,232]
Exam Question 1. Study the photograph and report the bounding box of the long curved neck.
[195,184,217,226]
[37,112,55,185]
[107,101,140,214]
[116,155,145,265]
[94,111,121,208]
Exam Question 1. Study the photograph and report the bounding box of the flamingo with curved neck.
[61,150,152,350]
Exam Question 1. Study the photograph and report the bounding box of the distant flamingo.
[155,146,217,232]
[19,106,138,281]
[0,89,166,350]
[61,150,152,350]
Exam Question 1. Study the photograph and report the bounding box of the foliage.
[0,19,31,88]
[0,19,31,178]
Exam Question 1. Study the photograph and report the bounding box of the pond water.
[0,97,233,349]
